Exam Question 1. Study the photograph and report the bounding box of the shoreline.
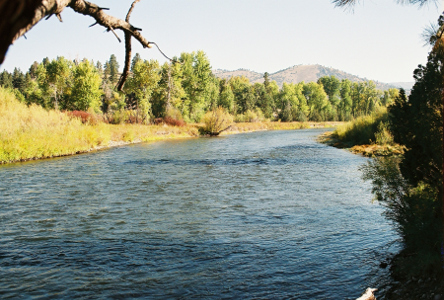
[0,122,342,165]
[318,131,405,157]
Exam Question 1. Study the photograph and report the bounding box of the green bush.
[199,106,233,136]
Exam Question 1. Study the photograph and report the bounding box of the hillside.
[213,69,263,83]
[213,64,402,91]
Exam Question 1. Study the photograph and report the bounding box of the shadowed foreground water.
[0,129,399,299]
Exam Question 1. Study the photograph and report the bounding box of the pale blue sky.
[1,0,442,83]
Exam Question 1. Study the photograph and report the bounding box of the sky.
[0,0,442,83]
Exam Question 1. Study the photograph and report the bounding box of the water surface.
[0,129,398,299]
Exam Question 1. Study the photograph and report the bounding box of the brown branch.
[116,0,141,91]
[107,26,121,43]
[0,0,180,90]
[68,0,152,49]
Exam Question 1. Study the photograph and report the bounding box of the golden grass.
[0,87,341,164]
[0,88,198,164]
[318,109,405,157]
[225,121,341,134]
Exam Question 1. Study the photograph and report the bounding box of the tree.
[105,54,120,84]
[46,56,72,109]
[303,82,330,121]
[0,70,13,89]
[67,59,102,112]
[151,61,185,118]
[338,79,353,120]
[318,75,341,107]
[179,51,214,122]
[12,68,26,94]
[124,59,160,123]
[230,76,255,115]
[218,79,235,114]
[131,53,142,71]
[277,83,300,122]
[28,61,39,79]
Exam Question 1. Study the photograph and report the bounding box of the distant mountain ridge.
[213,64,411,91]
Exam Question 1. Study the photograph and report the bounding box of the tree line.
[0,50,399,124]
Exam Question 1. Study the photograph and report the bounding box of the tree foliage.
[0,50,399,125]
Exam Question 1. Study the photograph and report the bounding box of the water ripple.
[0,129,399,299]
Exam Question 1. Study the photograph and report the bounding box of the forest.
[0,50,399,125]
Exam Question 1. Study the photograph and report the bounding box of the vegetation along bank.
[0,50,397,164]
[320,27,443,298]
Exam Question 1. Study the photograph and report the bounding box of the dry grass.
[0,87,198,164]
[225,121,339,134]
[0,87,340,164]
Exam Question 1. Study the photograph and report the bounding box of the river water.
[0,129,398,299]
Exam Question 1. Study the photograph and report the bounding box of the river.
[0,129,399,299]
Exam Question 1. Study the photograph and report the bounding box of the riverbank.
[0,99,342,165]
[319,118,443,300]
[1,122,342,164]
[0,86,345,164]
[318,131,405,157]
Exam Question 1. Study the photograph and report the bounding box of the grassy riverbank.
[319,109,404,157]
[0,88,340,164]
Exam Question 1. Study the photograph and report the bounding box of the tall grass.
[0,87,198,163]
[0,87,112,163]
[333,108,392,146]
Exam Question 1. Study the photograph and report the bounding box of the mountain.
[213,64,406,91]
[213,69,263,83]
[388,82,414,91]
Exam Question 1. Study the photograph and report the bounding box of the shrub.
[234,108,265,123]
[67,110,101,125]
[105,110,129,124]
[164,116,186,127]
[333,108,389,145]
[375,121,394,145]
[199,106,233,136]
[165,106,184,121]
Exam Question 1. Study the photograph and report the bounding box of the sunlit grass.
[0,87,342,164]
[327,108,404,156]
[0,87,198,163]
[333,108,389,146]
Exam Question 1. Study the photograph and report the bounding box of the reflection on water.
[0,129,399,299]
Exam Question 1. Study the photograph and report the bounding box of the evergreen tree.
[131,53,142,71]
[12,67,26,93]
[106,54,119,84]
[0,70,13,88]
[28,61,39,79]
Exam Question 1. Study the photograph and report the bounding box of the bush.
[199,106,233,136]
[67,110,101,125]
[164,116,186,127]
[234,108,265,122]
[165,106,184,121]
[333,108,389,145]
[375,121,394,145]
[105,110,129,124]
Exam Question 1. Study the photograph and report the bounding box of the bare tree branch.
[116,0,142,92]
[0,0,168,89]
